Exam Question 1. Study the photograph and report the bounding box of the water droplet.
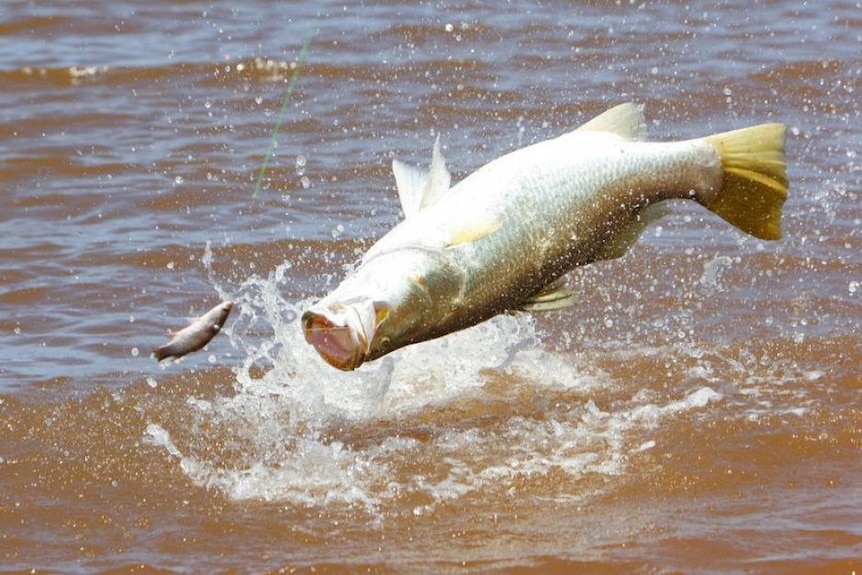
[131,347,139,357]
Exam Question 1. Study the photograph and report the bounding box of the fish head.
[302,296,387,371]
[302,250,452,371]
[210,300,234,331]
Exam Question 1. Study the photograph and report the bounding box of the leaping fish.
[302,103,788,371]
[153,300,233,362]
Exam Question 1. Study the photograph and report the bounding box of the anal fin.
[596,203,669,262]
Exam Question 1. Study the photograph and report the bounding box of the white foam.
[143,423,183,458]
[140,257,757,510]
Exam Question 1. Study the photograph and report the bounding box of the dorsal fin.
[391,135,452,218]
[575,103,646,141]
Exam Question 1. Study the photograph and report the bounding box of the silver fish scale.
[440,135,720,318]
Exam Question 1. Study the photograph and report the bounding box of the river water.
[1,1,860,573]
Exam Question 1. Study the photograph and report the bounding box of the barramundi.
[303,103,787,371]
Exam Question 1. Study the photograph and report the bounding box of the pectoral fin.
[445,213,502,247]
[520,277,578,312]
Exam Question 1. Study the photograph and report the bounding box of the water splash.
[699,255,736,295]
[141,252,741,513]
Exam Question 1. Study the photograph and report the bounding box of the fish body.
[303,103,787,371]
[153,300,233,361]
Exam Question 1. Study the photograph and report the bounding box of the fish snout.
[302,306,369,371]
[215,300,234,328]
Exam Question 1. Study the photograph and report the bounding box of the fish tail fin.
[152,345,170,362]
[703,123,788,240]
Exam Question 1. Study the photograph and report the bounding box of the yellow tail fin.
[703,124,788,240]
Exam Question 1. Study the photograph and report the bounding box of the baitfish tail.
[152,343,176,362]
[702,123,788,240]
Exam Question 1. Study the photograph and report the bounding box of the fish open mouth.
[302,310,366,371]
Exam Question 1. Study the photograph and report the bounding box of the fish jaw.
[302,248,455,370]
[302,299,381,371]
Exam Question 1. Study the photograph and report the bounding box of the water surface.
[1,1,860,573]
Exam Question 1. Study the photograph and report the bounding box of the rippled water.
[1,1,860,573]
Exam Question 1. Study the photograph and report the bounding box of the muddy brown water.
[1,2,860,573]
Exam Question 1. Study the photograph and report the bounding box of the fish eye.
[379,336,391,352]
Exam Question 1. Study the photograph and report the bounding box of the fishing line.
[253,34,313,200]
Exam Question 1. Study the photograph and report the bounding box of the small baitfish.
[153,300,233,362]
[303,103,788,371]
